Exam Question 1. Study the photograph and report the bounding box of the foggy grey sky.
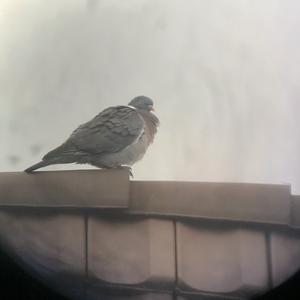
[1,0,300,192]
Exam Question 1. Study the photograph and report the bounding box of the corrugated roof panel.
[176,222,268,297]
[269,229,300,287]
[0,210,86,299]
[88,217,175,287]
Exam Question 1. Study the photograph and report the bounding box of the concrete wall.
[0,170,299,299]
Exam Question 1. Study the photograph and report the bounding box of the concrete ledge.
[0,170,130,208]
[0,171,296,226]
[129,181,291,226]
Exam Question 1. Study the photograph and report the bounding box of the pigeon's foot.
[117,166,133,178]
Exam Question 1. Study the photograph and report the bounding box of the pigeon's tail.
[25,142,78,173]
[24,161,52,173]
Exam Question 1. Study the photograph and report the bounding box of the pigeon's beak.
[149,105,155,112]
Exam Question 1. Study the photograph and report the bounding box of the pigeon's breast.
[93,110,159,168]
[95,132,149,167]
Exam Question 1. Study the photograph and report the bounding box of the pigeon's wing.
[44,106,144,161]
[66,106,144,155]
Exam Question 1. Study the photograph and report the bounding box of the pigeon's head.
[128,96,154,112]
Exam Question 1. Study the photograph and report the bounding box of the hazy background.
[1,0,300,192]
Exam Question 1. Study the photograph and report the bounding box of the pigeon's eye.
[148,105,154,111]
